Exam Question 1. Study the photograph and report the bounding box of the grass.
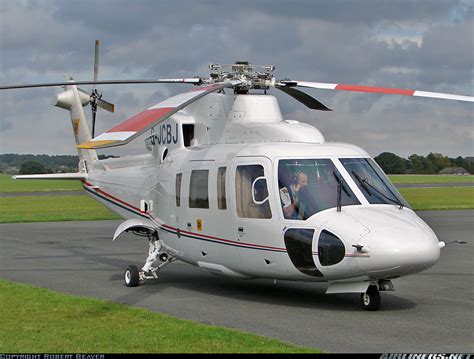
[0,195,119,223]
[0,173,82,193]
[0,279,317,353]
[0,173,472,224]
[388,174,474,184]
[2,173,472,192]
[0,187,473,224]
[399,187,474,210]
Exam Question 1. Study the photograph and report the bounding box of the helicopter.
[2,41,473,311]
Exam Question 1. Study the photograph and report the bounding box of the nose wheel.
[360,285,380,311]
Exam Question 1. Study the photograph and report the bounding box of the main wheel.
[360,285,380,311]
[124,265,140,287]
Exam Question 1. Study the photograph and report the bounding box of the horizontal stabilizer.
[78,82,233,149]
[12,173,87,180]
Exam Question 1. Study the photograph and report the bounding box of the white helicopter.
[3,42,473,311]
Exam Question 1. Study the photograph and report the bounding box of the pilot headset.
[292,170,302,183]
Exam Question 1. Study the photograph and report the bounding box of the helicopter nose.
[389,229,440,274]
[370,222,440,277]
[351,208,441,277]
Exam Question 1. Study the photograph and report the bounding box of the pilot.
[280,171,308,219]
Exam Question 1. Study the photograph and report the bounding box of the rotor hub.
[208,61,275,93]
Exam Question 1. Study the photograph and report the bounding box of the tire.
[360,285,381,311]
[124,265,140,287]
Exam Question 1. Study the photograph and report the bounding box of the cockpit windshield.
[340,158,410,208]
[278,159,360,220]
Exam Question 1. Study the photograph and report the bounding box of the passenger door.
[232,157,279,268]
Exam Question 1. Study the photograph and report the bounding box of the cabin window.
[183,124,195,147]
[217,167,227,210]
[189,170,209,209]
[175,173,182,207]
[235,165,272,219]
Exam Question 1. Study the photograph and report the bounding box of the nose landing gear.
[360,279,394,311]
[360,285,380,311]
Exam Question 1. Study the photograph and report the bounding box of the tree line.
[0,152,472,175]
[0,154,114,174]
[374,152,474,174]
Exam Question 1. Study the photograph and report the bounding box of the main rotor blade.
[278,81,474,103]
[0,78,203,90]
[78,81,238,149]
[276,85,332,111]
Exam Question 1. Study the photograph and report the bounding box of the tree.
[19,161,48,174]
[374,152,407,174]
[408,154,437,174]
[427,152,451,173]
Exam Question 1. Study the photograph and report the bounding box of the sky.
[0,0,473,159]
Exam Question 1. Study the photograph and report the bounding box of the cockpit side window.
[235,165,272,219]
[278,159,360,220]
[340,158,410,208]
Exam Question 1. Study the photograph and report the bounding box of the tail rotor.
[86,40,115,139]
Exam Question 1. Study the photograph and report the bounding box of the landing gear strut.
[360,285,381,311]
[124,232,176,287]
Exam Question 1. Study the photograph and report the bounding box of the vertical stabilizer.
[52,83,99,166]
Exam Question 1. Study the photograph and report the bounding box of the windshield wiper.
[352,171,404,209]
[333,171,351,212]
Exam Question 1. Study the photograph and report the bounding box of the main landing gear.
[124,233,176,287]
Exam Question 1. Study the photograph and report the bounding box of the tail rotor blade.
[91,40,100,136]
[276,85,332,111]
[93,40,99,88]
[97,98,115,113]
[91,107,97,139]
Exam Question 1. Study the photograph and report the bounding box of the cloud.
[0,0,472,157]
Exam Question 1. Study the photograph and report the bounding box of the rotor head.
[208,61,275,93]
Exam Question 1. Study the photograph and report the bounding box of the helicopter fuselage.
[79,93,442,292]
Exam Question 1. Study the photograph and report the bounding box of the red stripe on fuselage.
[335,84,415,96]
[108,107,173,133]
[161,224,286,251]
[82,181,368,257]
[83,180,143,213]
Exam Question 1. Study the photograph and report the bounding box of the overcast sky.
[0,0,472,158]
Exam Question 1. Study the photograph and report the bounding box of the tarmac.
[0,210,472,353]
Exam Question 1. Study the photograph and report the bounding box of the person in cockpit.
[280,171,308,219]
